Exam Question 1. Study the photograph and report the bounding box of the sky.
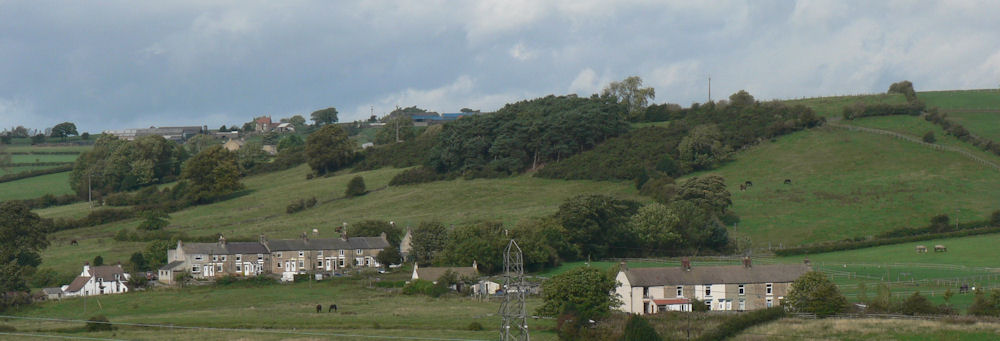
[1,0,1000,133]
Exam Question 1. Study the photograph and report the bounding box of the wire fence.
[826,122,1000,172]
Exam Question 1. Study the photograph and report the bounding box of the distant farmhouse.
[159,231,390,284]
[60,263,131,297]
[615,258,810,314]
[104,126,205,141]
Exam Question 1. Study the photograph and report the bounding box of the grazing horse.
[783,179,792,185]
[934,245,947,252]
[316,304,322,313]
[960,284,970,294]
[70,240,78,246]
[329,304,338,312]
[739,184,747,191]
[744,181,753,188]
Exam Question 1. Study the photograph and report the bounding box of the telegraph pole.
[708,76,712,102]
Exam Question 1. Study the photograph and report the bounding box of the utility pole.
[708,76,712,102]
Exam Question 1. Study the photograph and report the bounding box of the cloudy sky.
[2,0,999,133]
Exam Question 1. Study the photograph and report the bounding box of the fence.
[826,123,1000,172]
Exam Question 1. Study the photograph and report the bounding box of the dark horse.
[783,179,792,185]
[329,304,338,312]
[70,240,78,246]
[316,304,322,313]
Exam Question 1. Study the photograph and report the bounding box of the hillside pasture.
[0,165,58,176]
[783,93,909,118]
[919,89,1000,111]
[0,171,72,201]
[686,126,1000,246]
[3,144,92,153]
[736,317,1000,341]
[841,115,1000,164]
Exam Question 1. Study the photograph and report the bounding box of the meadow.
[839,115,1000,164]
[0,171,72,201]
[919,89,1000,110]
[686,126,1000,246]
[737,317,1000,341]
[782,93,909,118]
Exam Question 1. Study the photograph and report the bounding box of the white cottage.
[62,263,130,297]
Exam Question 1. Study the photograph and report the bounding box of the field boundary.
[827,121,1000,172]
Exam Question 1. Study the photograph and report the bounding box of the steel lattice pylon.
[499,239,529,341]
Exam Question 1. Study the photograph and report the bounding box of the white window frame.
[356,249,363,255]
[704,285,712,297]
[235,255,241,262]
[642,287,649,298]
[739,300,746,311]
[192,265,200,272]
[339,250,345,256]
[221,255,227,261]
[276,252,282,258]
[299,251,304,257]
[766,283,773,295]
[194,255,203,261]
[216,264,223,272]
[766,298,773,308]
[738,284,745,295]
[213,255,218,261]
[705,301,712,310]
[676,286,683,297]
[298,260,304,268]
[236,265,242,272]
[317,250,323,257]
[257,253,263,260]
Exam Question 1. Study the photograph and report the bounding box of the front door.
[286,260,296,272]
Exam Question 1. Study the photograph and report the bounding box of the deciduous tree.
[602,76,655,121]
[181,145,243,203]
[0,202,49,293]
[50,122,78,139]
[410,221,448,265]
[310,107,339,126]
[537,267,620,319]
[785,271,848,317]
[305,124,355,175]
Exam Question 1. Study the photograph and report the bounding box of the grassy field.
[0,165,59,176]
[919,90,1000,110]
[783,93,909,118]
[4,278,559,340]
[0,171,72,201]
[736,317,1000,340]
[686,126,1000,246]
[7,154,78,163]
[841,115,1000,164]
[36,165,644,276]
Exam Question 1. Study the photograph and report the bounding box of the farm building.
[615,258,810,314]
[61,263,130,297]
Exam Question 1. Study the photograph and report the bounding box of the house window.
[235,255,241,262]
[298,260,304,268]
[339,259,345,267]
[356,249,362,255]
[738,284,745,295]
[98,277,104,283]
[192,266,200,272]
[642,287,649,298]
[704,285,712,297]
[278,262,283,269]
[317,251,323,257]
[705,301,712,310]
[236,265,242,272]
[213,255,218,261]
[221,255,227,261]
[318,260,324,267]
[195,255,203,261]
[365,258,371,266]
[766,283,773,295]
[216,265,222,272]
[299,251,304,257]
[676,286,683,297]
[766,298,773,308]
[257,254,263,260]
[339,250,345,256]
[276,252,282,258]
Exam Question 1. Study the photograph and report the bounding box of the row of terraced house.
[158,231,390,284]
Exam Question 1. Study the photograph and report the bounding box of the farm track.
[826,119,1000,173]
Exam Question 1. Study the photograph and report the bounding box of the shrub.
[623,314,661,341]
[0,164,74,184]
[389,167,446,186]
[286,199,305,214]
[785,271,848,317]
[898,291,938,315]
[842,101,925,120]
[402,279,448,297]
[345,176,366,197]
[690,298,708,312]
[86,315,113,332]
[695,307,785,341]
[923,131,936,143]
[374,280,406,288]
[467,322,484,331]
[991,210,1000,226]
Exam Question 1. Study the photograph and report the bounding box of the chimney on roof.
[259,234,266,244]
[743,256,752,268]
[472,260,478,272]
[83,262,90,273]
[380,232,387,242]
[341,223,349,241]
[218,234,226,246]
[619,262,628,272]
[302,232,308,242]
[116,262,122,268]
[681,258,691,271]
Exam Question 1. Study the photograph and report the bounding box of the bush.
[842,101,925,120]
[786,272,848,317]
[388,167,446,186]
[899,291,938,315]
[466,322,484,331]
[690,298,708,312]
[991,210,1000,226]
[374,280,406,288]
[345,176,366,197]
[536,127,682,181]
[86,315,113,332]
[286,199,305,214]
[0,324,14,332]
[923,131,936,143]
[402,279,448,297]
[695,307,785,341]
[623,314,661,341]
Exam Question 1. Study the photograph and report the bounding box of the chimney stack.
[681,258,691,271]
[218,234,226,246]
[619,262,628,272]
[259,234,266,244]
[742,256,752,268]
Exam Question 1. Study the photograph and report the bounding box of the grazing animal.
[745,181,753,187]
[915,245,927,253]
[934,245,947,252]
[70,240,78,246]
[783,179,792,185]
[329,304,337,312]
[739,184,747,191]
[960,284,970,294]
[316,304,322,313]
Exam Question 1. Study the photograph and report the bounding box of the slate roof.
[42,287,63,295]
[64,276,90,293]
[265,237,389,251]
[225,242,269,254]
[623,264,810,287]
[89,266,126,280]
[415,267,478,281]
[179,242,228,255]
[160,260,186,271]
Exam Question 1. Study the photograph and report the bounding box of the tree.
[536,267,620,320]
[888,81,917,102]
[70,135,184,197]
[899,291,937,315]
[375,245,401,266]
[968,289,1000,316]
[639,176,678,205]
[184,134,220,155]
[11,126,29,138]
[288,115,307,130]
[345,176,366,197]
[137,210,169,231]
[30,133,45,145]
[555,195,642,259]
[310,107,339,126]
[50,122,78,140]
[128,252,148,272]
[627,203,682,256]
[276,134,304,153]
[0,202,49,293]
[410,221,448,265]
[785,271,848,317]
[0,134,11,144]
[602,76,655,121]
[219,125,227,131]
[181,145,243,203]
[728,90,756,107]
[305,124,356,175]
[623,314,662,341]
[81,132,90,140]
[677,124,728,171]
[922,131,936,144]
[435,223,506,274]
[241,122,254,132]
[674,175,732,216]
[92,255,104,266]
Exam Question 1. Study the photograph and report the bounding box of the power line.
[0,315,489,341]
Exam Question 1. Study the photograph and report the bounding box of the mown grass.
[6,279,559,340]
[686,126,1000,246]
[736,317,1000,340]
[783,93,909,118]
[0,171,72,201]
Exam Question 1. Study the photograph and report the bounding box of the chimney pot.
[681,258,691,271]
[743,256,752,268]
